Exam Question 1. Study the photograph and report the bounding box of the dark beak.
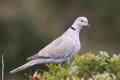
[87,24,91,28]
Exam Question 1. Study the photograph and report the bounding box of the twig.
[92,73,95,80]
[2,54,4,80]
[36,68,49,72]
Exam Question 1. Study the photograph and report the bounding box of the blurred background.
[0,0,120,79]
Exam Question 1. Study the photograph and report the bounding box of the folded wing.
[27,36,76,61]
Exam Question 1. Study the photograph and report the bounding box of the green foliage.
[31,51,120,80]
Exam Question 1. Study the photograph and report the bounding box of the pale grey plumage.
[10,16,90,74]
[27,31,76,60]
[10,58,66,74]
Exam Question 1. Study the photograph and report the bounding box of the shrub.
[29,51,120,80]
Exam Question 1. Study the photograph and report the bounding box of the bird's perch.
[10,58,66,74]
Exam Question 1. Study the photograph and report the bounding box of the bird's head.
[71,16,90,31]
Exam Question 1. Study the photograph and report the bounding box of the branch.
[2,54,4,80]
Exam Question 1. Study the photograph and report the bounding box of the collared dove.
[10,16,90,74]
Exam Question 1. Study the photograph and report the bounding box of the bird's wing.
[27,36,76,61]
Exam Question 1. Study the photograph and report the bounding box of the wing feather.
[27,36,76,61]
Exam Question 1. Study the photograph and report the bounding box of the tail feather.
[10,58,66,74]
[10,60,38,74]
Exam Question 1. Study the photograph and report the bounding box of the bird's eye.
[81,20,84,22]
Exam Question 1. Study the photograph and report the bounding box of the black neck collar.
[70,27,76,30]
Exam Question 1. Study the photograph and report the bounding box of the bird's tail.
[10,58,66,74]
[10,60,39,74]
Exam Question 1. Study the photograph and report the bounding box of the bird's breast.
[74,40,80,53]
[74,32,80,53]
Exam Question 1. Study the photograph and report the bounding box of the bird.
[10,16,90,74]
